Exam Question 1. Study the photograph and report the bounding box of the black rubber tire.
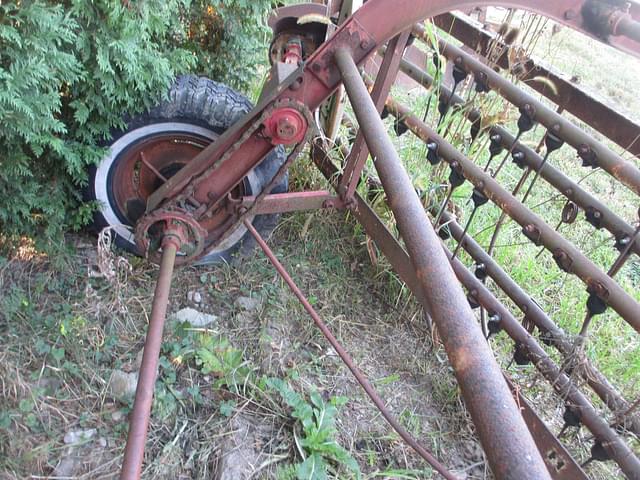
[87,75,287,264]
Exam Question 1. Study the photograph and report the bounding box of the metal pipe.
[616,14,640,44]
[412,23,640,197]
[120,238,179,480]
[383,95,640,331]
[313,141,639,476]
[243,218,457,480]
[396,56,640,257]
[335,47,551,480]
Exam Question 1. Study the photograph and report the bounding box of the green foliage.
[268,378,361,480]
[182,0,273,90]
[0,0,271,250]
[195,333,251,392]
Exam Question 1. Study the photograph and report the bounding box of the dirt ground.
[1,210,495,479]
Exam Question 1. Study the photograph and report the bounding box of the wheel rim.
[98,123,257,257]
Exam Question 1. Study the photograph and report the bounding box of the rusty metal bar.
[335,46,551,480]
[394,58,640,257]
[243,218,457,480]
[383,95,640,331]
[311,142,639,478]
[339,30,411,200]
[440,210,640,437]
[505,377,589,480]
[120,237,179,480]
[432,12,640,159]
[617,13,640,44]
[235,191,345,215]
[412,23,640,197]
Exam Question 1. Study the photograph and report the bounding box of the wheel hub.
[110,132,246,258]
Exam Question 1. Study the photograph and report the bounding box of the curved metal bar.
[244,218,458,480]
[383,95,640,332]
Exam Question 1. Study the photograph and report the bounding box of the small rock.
[108,370,138,403]
[64,428,97,445]
[53,453,82,477]
[217,415,272,480]
[171,307,217,327]
[111,410,125,422]
[98,437,108,448]
[187,291,202,304]
[234,296,261,312]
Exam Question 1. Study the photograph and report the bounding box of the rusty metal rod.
[242,218,457,480]
[335,47,551,480]
[120,238,179,480]
[312,142,640,476]
[395,56,640,257]
[383,95,640,331]
[339,30,411,201]
[412,23,640,197]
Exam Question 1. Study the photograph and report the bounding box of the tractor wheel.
[87,75,287,264]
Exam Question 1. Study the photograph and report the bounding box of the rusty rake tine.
[492,130,522,178]
[433,186,454,226]
[451,205,478,259]
[520,132,563,204]
[608,224,640,277]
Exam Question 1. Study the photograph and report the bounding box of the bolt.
[587,280,609,300]
[323,199,335,209]
[276,115,298,140]
[360,39,371,49]
[553,249,573,272]
[289,77,303,91]
[454,56,463,65]
[578,144,591,155]
[552,123,561,132]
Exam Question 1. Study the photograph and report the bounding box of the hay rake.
[111,1,640,478]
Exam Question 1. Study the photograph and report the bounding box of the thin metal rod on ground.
[243,218,457,480]
[120,239,179,480]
